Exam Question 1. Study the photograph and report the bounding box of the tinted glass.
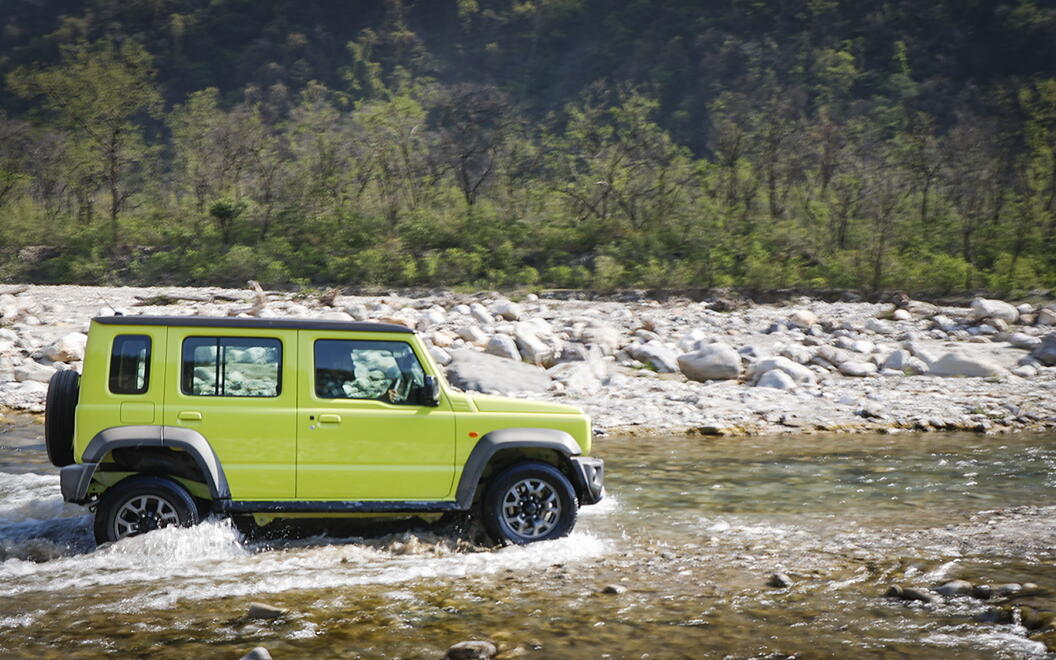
[314,339,426,404]
[181,336,281,397]
[109,335,151,394]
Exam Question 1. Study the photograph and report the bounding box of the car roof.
[92,315,415,334]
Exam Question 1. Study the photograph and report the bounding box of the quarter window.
[314,339,426,404]
[109,335,151,395]
[182,337,281,397]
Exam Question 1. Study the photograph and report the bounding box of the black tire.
[93,475,200,545]
[482,462,578,545]
[44,370,79,467]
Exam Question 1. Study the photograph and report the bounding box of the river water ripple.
[1,415,1055,659]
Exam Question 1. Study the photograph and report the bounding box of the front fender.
[454,427,581,508]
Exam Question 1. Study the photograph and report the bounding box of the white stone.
[491,300,523,321]
[485,334,522,361]
[629,340,680,373]
[14,361,56,383]
[514,324,555,367]
[838,360,878,377]
[788,309,817,329]
[421,308,446,327]
[929,351,1006,378]
[756,369,797,390]
[1038,308,1056,326]
[677,343,742,382]
[1012,365,1037,378]
[343,303,369,320]
[892,309,912,321]
[1016,303,1034,315]
[750,356,816,385]
[469,303,493,325]
[971,297,1018,324]
[866,318,895,335]
[428,346,452,366]
[1008,332,1042,351]
[456,325,488,346]
[45,333,90,363]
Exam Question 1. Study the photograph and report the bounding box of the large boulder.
[677,343,742,381]
[929,351,1007,377]
[445,349,551,394]
[513,323,556,367]
[629,340,680,373]
[484,334,521,361]
[14,361,57,383]
[971,297,1019,324]
[749,356,816,385]
[491,299,523,321]
[43,332,88,363]
[1033,334,1056,366]
[756,369,797,390]
[579,323,622,355]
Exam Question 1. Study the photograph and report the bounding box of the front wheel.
[93,475,200,545]
[482,462,578,545]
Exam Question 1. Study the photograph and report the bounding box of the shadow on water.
[1,413,1055,659]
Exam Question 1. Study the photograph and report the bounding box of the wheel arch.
[76,425,230,501]
[455,427,581,509]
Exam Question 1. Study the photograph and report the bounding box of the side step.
[215,500,465,514]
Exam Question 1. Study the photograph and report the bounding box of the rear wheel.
[93,475,199,545]
[44,370,79,467]
[482,462,578,545]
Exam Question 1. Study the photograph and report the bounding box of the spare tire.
[45,369,79,467]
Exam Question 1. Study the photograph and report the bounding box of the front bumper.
[570,456,604,505]
[59,463,98,504]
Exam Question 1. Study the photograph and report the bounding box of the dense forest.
[1,0,1055,295]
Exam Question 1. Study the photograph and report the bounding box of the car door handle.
[177,411,202,421]
[318,414,341,424]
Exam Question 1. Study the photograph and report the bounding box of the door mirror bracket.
[421,375,441,407]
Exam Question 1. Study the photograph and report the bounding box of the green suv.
[45,316,604,545]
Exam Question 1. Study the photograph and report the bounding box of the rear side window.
[182,337,281,397]
[109,335,151,395]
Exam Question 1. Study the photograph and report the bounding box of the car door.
[296,330,456,500]
[163,327,298,499]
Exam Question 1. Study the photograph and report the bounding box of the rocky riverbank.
[0,284,1054,435]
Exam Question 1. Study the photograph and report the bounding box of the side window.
[182,337,281,397]
[315,339,426,404]
[109,335,151,394]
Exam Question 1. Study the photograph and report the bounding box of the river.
[1,414,1055,658]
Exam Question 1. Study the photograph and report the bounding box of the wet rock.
[838,360,878,377]
[239,648,273,660]
[900,587,939,604]
[994,583,1023,597]
[767,572,792,588]
[788,309,817,329]
[446,640,498,660]
[42,332,87,363]
[1033,334,1056,366]
[756,369,797,390]
[678,343,742,381]
[971,584,993,600]
[934,579,973,598]
[885,585,904,598]
[971,297,1019,324]
[929,351,1006,378]
[446,349,551,394]
[629,340,679,373]
[978,605,1016,624]
[485,335,521,362]
[246,602,286,620]
[1020,606,1056,631]
[600,584,627,595]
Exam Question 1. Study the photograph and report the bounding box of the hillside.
[0,0,1055,295]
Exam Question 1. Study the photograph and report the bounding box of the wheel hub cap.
[501,478,561,540]
[113,495,181,539]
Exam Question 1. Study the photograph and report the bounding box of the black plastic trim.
[569,456,605,505]
[59,463,98,503]
[82,425,231,499]
[93,316,414,334]
[215,500,462,514]
[454,428,582,508]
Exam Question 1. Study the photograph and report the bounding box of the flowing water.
[2,414,1056,659]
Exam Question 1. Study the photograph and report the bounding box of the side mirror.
[421,375,441,407]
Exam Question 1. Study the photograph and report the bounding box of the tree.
[7,39,162,252]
